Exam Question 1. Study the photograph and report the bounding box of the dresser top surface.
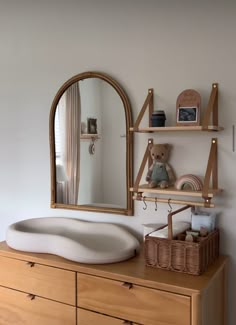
[0,241,227,296]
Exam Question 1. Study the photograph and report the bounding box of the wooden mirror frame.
[49,71,133,216]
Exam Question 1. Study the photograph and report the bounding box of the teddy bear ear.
[163,144,170,151]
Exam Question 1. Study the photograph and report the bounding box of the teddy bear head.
[149,143,170,163]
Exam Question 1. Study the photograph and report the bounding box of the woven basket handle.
[167,205,192,240]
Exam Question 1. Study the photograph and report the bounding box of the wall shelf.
[132,83,222,132]
[131,137,221,208]
[131,83,222,208]
[130,184,222,198]
[130,125,224,132]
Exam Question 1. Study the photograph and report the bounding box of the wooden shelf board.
[130,184,222,198]
[130,125,223,132]
[80,134,100,140]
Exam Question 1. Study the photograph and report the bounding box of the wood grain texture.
[77,308,139,325]
[77,273,190,325]
[0,256,75,305]
[0,242,227,297]
[191,293,201,325]
[201,269,226,325]
[0,243,228,325]
[0,286,75,325]
[130,184,222,198]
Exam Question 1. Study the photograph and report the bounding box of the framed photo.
[176,106,200,125]
[87,118,97,134]
[176,89,201,126]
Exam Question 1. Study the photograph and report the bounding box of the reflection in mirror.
[50,72,133,215]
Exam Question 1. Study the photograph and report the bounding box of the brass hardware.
[155,197,158,211]
[203,197,212,208]
[27,294,36,300]
[27,261,35,267]
[137,192,142,199]
[122,282,133,289]
[167,198,172,213]
[142,196,147,210]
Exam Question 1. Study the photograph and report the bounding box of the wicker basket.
[145,206,219,275]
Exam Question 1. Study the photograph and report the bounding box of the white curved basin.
[6,218,140,264]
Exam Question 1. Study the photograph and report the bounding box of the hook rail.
[133,195,214,208]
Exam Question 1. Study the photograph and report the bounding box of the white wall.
[0,1,236,323]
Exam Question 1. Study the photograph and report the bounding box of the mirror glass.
[50,72,133,215]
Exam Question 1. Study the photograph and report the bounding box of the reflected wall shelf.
[80,134,100,140]
[131,83,223,208]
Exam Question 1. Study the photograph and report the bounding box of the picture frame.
[87,118,97,134]
[176,89,201,126]
[176,106,200,126]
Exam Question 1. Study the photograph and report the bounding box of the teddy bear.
[146,143,176,188]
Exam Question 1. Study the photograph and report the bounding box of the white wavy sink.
[6,217,140,264]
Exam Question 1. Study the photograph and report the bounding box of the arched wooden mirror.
[49,71,133,215]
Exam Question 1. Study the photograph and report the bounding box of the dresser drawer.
[0,286,75,325]
[0,256,75,305]
[77,308,140,325]
[77,273,190,325]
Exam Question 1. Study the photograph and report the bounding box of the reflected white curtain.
[56,82,81,205]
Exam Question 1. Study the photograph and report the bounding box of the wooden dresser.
[0,241,227,325]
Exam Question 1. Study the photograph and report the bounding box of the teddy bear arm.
[165,163,176,185]
[146,164,154,182]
